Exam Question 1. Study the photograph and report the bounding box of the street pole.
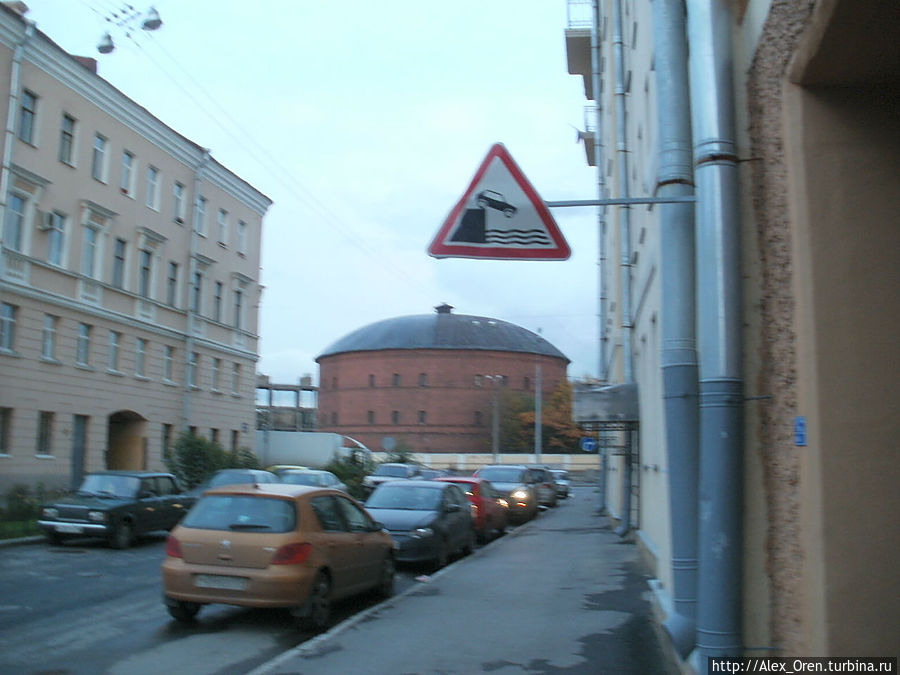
[491,379,500,463]
[534,358,542,462]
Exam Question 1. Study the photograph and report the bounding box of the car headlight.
[87,511,107,523]
[497,498,509,509]
[410,527,433,539]
[42,507,58,519]
[511,489,529,500]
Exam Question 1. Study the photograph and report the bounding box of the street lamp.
[485,375,504,463]
[96,5,163,54]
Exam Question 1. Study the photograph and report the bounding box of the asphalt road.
[0,531,423,675]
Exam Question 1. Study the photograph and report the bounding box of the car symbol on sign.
[476,190,517,218]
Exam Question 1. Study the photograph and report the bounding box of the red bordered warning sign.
[428,143,571,260]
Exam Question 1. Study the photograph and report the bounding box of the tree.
[503,380,582,454]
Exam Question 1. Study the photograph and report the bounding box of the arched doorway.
[107,410,148,470]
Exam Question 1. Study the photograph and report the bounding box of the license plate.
[194,574,248,591]
[55,524,83,534]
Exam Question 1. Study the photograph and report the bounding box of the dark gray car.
[365,480,475,571]
[472,464,539,523]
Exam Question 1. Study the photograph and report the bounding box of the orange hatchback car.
[162,483,395,630]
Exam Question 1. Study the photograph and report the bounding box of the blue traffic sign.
[580,437,599,453]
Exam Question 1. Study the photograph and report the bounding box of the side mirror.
[445,503,461,513]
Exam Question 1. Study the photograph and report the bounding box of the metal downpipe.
[611,0,635,539]
[591,0,609,514]
[653,0,699,658]
[687,0,744,663]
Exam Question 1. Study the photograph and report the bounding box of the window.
[188,352,199,388]
[230,429,239,453]
[42,315,58,360]
[474,374,483,387]
[47,211,66,266]
[237,220,248,254]
[164,345,175,382]
[367,410,375,425]
[217,209,227,244]
[135,337,147,377]
[213,281,223,322]
[91,134,107,182]
[166,262,179,306]
[191,271,203,314]
[112,238,127,289]
[211,357,221,390]
[233,289,243,330]
[1,303,17,352]
[331,411,338,425]
[524,376,531,390]
[393,373,400,386]
[475,411,483,426]
[76,323,91,365]
[138,249,152,298]
[146,166,159,209]
[418,410,427,424]
[369,374,375,387]
[81,226,99,278]
[173,182,186,223]
[4,193,26,251]
[162,423,173,459]
[231,362,241,394]
[18,90,37,144]
[0,407,11,454]
[194,195,207,235]
[59,113,76,164]
[108,331,121,372]
[120,151,135,194]
[419,372,428,387]
[392,410,400,425]
[36,411,53,456]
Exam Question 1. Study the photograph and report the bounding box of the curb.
[0,535,43,548]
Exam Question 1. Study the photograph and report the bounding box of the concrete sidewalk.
[252,487,674,675]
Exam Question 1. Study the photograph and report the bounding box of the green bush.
[164,433,262,489]
[324,452,375,501]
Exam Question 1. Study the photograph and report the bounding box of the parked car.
[361,462,423,496]
[419,468,451,480]
[266,464,308,477]
[162,484,395,631]
[277,469,347,493]
[39,471,195,549]
[187,468,279,497]
[525,465,560,508]
[365,480,475,570]
[550,470,571,499]
[435,476,508,542]
[472,464,539,523]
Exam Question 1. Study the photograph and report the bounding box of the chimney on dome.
[435,303,454,315]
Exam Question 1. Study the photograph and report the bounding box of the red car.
[435,476,508,542]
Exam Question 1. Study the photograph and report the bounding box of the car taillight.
[165,534,183,559]
[270,542,313,565]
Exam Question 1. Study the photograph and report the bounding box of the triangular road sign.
[428,143,571,260]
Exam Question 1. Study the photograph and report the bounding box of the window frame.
[59,113,76,165]
[0,303,16,352]
[18,90,37,144]
[91,134,108,182]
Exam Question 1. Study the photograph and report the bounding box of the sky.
[23,0,601,385]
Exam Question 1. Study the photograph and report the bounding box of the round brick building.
[316,304,570,454]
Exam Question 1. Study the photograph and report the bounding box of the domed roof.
[317,304,569,363]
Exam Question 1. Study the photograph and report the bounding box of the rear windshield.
[476,467,524,483]
[182,495,296,532]
[373,465,410,477]
[280,473,321,486]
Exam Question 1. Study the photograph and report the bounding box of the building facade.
[0,4,271,492]
[316,304,569,454]
[566,0,898,666]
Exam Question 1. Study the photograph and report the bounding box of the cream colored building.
[0,3,271,492]
[567,0,898,667]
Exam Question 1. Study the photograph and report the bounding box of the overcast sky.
[24,0,601,385]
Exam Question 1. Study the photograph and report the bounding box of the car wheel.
[431,538,449,572]
[303,572,332,632]
[375,556,395,599]
[45,531,66,546]
[462,528,476,556]
[109,521,133,550]
[166,599,200,622]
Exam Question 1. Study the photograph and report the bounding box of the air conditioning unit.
[36,210,54,231]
